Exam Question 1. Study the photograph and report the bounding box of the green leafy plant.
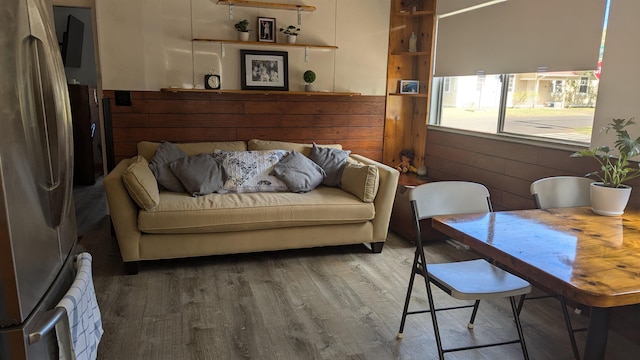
[571,118,640,188]
[234,19,250,32]
[279,25,300,36]
[303,70,316,84]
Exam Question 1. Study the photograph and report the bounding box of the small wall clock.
[204,74,221,89]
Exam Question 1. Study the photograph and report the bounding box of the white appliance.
[0,0,84,358]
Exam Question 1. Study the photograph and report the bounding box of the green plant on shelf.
[279,25,300,36]
[235,19,250,32]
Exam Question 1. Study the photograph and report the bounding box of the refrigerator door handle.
[23,0,74,228]
[27,307,66,345]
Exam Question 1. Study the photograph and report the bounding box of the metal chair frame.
[518,176,594,360]
[397,181,531,359]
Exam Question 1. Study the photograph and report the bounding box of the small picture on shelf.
[400,80,419,94]
[258,17,276,43]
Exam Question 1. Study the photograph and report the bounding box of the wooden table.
[432,207,640,360]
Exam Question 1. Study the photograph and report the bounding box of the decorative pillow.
[212,150,289,193]
[121,156,160,210]
[271,150,326,193]
[308,143,351,187]
[248,139,343,157]
[148,141,187,192]
[168,153,223,197]
[340,162,380,203]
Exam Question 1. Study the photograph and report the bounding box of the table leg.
[583,307,611,360]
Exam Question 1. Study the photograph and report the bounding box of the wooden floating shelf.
[395,10,434,16]
[216,1,316,12]
[161,88,361,96]
[193,38,337,50]
[390,51,430,56]
[388,93,428,98]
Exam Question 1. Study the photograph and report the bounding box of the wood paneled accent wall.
[102,91,385,165]
[424,128,640,211]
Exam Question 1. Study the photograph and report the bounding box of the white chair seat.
[428,259,532,300]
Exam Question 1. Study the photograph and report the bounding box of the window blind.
[433,0,607,77]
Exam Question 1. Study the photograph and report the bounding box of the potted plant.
[303,70,316,92]
[235,19,250,41]
[571,118,640,215]
[279,25,300,44]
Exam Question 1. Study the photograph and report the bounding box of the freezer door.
[0,245,77,360]
[0,0,76,326]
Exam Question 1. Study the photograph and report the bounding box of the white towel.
[55,252,104,360]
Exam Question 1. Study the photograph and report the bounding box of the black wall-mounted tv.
[61,15,84,68]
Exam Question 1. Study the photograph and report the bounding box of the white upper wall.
[94,0,391,95]
[591,0,640,146]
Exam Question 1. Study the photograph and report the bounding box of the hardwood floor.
[73,179,640,360]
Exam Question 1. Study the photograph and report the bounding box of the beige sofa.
[104,139,399,274]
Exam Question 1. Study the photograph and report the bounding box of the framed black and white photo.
[241,50,288,91]
[400,80,419,94]
[257,17,276,42]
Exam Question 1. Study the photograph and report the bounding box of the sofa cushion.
[121,156,160,210]
[212,149,289,193]
[271,150,325,193]
[340,161,380,203]
[248,139,342,157]
[148,141,187,192]
[309,143,351,187]
[138,141,247,161]
[169,153,224,197]
[137,186,375,234]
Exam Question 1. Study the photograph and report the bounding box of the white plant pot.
[590,182,632,216]
[287,34,297,44]
[238,31,250,41]
[305,83,314,92]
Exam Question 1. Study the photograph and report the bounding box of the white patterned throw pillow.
[212,150,289,193]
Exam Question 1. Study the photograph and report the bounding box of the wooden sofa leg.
[123,261,140,275]
[370,241,384,253]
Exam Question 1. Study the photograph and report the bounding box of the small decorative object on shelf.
[235,19,250,41]
[280,25,300,44]
[303,70,316,91]
[258,17,275,43]
[409,32,417,52]
[399,80,419,94]
[396,149,418,174]
[204,70,221,90]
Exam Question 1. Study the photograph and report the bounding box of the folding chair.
[397,181,531,359]
[523,176,594,360]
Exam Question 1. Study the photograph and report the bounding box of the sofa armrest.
[350,154,399,242]
[103,159,142,262]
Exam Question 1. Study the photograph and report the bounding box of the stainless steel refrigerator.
[0,0,80,359]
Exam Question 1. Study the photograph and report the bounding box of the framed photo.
[400,80,419,94]
[241,50,289,91]
[258,17,276,43]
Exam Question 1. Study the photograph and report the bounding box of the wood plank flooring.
[73,179,640,360]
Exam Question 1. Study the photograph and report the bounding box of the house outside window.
[433,71,599,143]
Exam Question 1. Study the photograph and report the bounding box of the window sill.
[427,125,589,152]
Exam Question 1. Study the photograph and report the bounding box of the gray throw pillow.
[168,153,224,197]
[271,150,326,193]
[148,141,187,192]
[308,142,351,186]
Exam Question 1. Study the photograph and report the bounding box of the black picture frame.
[240,50,289,91]
[257,17,276,43]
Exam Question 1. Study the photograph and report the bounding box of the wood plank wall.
[424,128,640,211]
[102,91,386,165]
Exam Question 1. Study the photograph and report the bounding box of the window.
[579,76,589,93]
[443,77,451,93]
[433,71,599,143]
